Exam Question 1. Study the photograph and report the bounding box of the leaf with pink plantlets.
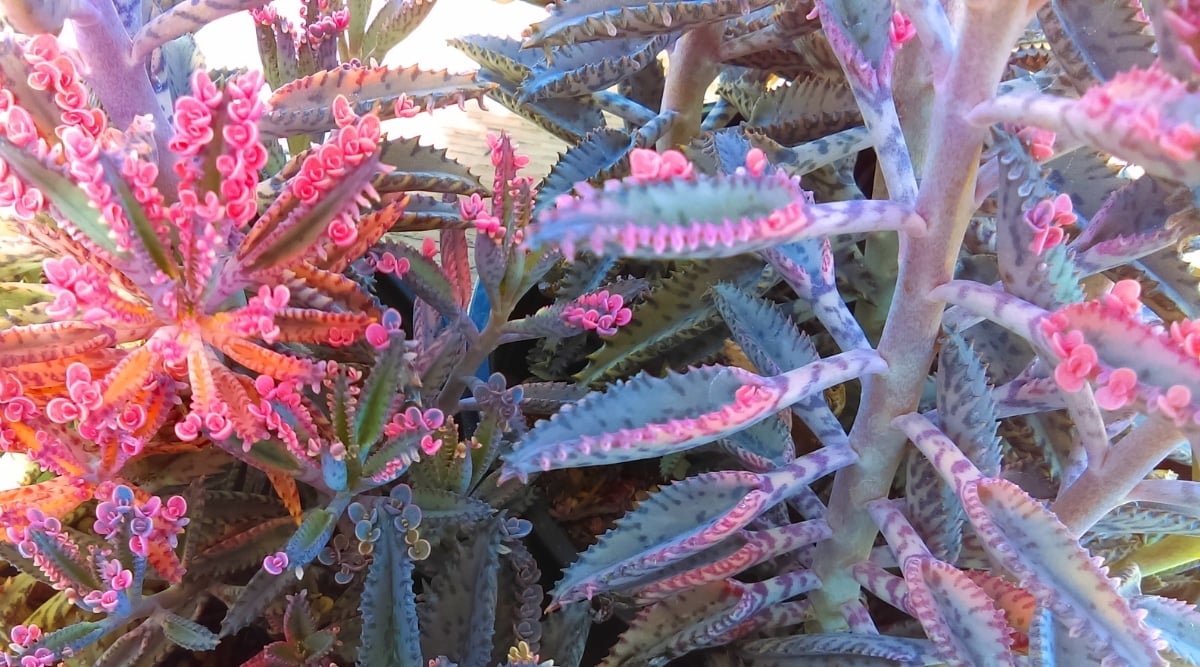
[261,64,495,138]
[501,351,882,480]
[739,632,940,663]
[970,67,1200,186]
[526,148,922,261]
[902,556,1016,667]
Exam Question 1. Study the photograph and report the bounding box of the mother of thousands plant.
[0,0,1198,665]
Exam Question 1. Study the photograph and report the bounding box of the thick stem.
[805,4,1040,630]
[1052,416,1184,534]
[657,24,721,149]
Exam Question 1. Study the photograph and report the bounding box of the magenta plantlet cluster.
[0,0,1198,665]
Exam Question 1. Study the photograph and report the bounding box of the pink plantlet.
[1016,125,1056,161]
[562,290,633,336]
[394,94,420,119]
[263,551,290,576]
[422,236,438,260]
[1024,193,1076,255]
[366,323,390,349]
[744,148,768,177]
[889,12,916,46]
[1102,279,1143,317]
[629,148,694,182]
[1095,368,1139,410]
[1053,342,1099,393]
[1154,384,1194,425]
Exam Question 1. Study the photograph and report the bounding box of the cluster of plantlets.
[0,0,1199,665]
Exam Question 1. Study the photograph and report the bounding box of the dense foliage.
[0,0,1198,665]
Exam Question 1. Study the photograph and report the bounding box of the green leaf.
[358,517,423,667]
[373,240,464,322]
[0,139,121,256]
[34,620,110,658]
[418,519,502,665]
[161,612,220,651]
[189,516,298,577]
[354,338,410,451]
[375,137,486,196]
[261,65,495,138]
[284,507,341,567]
[519,35,673,101]
[536,129,633,213]
[748,75,862,145]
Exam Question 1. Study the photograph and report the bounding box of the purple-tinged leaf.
[1090,503,1200,538]
[374,240,465,324]
[358,509,422,667]
[748,75,862,145]
[130,0,265,63]
[261,65,494,138]
[528,169,922,260]
[969,68,1200,186]
[740,633,940,664]
[501,351,881,479]
[1071,176,1191,266]
[1035,0,1156,94]
[525,0,777,48]
[719,410,794,471]
[1135,0,1200,84]
[963,478,1166,667]
[1136,246,1200,320]
[549,447,854,606]
[513,382,589,416]
[903,557,1016,667]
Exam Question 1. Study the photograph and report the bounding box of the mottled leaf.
[358,513,423,667]
[1036,0,1156,94]
[520,35,673,101]
[526,0,777,48]
[419,519,501,665]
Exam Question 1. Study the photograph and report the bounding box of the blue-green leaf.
[419,519,501,665]
[161,612,220,651]
[359,515,423,667]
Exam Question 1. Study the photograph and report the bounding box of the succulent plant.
[0,0,1199,665]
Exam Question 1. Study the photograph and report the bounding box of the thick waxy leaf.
[529,169,921,260]
[741,633,940,663]
[375,137,486,196]
[536,129,633,213]
[520,35,673,101]
[1071,176,1192,275]
[189,516,299,577]
[963,478,1165,667]
[478,70,607,143]
[601,571,819,665]
[970,68,1200,186]
[261,65,495,138]
[748,75,862,145]
[359,512,423,667]
[1036,0,1156,93]
[354,333,411,450]
[419,519,501,665]
[449,35,541,82]
[503,352,880,479]
[526,0,777,48]
[130,0,265,62]
[1135,595,1200,665]
[550,446,854,605]
[161,612,220,651]
[374,240,463,322]
[991,132,1084,309]
[903,557,1016,667]
[1090,503,1200,538]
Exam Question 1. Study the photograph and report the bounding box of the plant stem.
[805,3,1040,631]
[657,24,721,149]
[1052,416,1184,535]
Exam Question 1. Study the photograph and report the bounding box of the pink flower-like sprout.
[1095,368,1139,411]
[562,290,633,337]
[1155,384,1194,426]
[629,148,694,182]
[1054,342,1099,393]
[889,12,916,46]
[1025,193,1076,255]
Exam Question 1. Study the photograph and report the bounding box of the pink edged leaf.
[1134,594,1200,665]
[500,350,883,480]
[600,571,820,666]
[962,477,1166,667]
[902,556,1016,667]
[739,633,940,663]
[969,68,1200,186]
[526,167,922,260]
[261,65,495,138]
[548,446,854,607]
[1070,176,1195,276]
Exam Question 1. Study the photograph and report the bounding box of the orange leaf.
[0,476,93,541]
[266,470,303,525]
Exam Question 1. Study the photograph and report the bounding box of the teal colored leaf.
[477,69,607,144]
[161,612,220,651]
[359,515,423,667]
[374,137,486,196]
[449,35,541,82]
[720,411,793,470]
[710,283,817,375]
[519,35,673,101]
[503,352,880,480]
[284,507,341,569]
[33,620,110,657]
[992,131,1084,309]
[535,129,633,213]
[1136,595,1200,665]
[419,519,501,665]
[28,528,102,592]
[526,0,777,48]
[260,65,495,138]
[361,0,439,62]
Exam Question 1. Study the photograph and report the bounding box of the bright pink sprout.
[889,12,916,46]
[1025,193,1076,255]
[629,148,694,182]
[562,290,633,337]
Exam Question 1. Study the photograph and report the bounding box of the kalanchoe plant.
[2,0,1200,665]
